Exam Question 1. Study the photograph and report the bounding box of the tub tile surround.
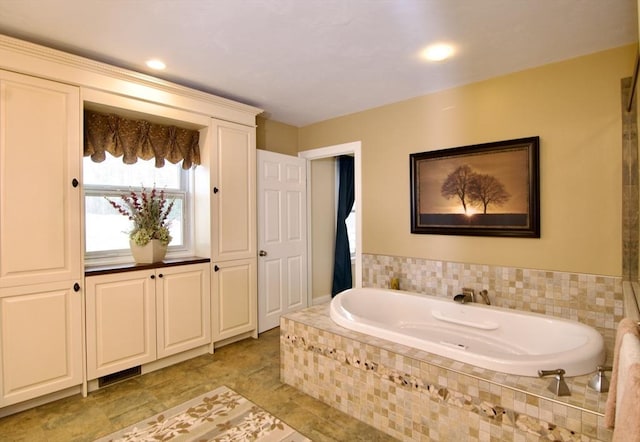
[282,255,624,441]
[281,306,613,441]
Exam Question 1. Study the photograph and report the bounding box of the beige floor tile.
[0,328,396,441]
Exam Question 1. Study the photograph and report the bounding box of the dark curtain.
[332,155,355,297]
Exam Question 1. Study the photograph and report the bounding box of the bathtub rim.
[329,287,606,377]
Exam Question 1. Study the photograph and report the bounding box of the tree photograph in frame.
[410,137,540,237]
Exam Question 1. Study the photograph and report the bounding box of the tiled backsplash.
[362,254,623,342]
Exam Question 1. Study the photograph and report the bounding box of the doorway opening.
[299,141,362,306]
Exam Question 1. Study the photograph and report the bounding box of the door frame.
[298,141,362,306]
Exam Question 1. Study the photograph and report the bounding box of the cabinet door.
[0,70,81,288]
[85,271,156,380]
[156,264,211,358]
[211,120,256,262]
[212,258,257,342]
[0,282,82,406]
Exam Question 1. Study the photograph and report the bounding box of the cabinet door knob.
[73,282,81,292]
[72,178,79,188]
[150,274,155,279]
[213,187,219,194]
[214,265,220,272]
[259,250,267,257]
[158,273,164,278]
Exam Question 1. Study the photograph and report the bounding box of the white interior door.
[257,150,307,332]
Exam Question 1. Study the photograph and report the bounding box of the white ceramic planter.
[129,239,167,264]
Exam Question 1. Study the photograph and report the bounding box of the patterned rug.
[95,386,311,441]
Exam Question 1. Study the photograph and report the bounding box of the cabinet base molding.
[0,385,82,418]
[142,344,211,375]
[87,344,211,393]
[211,330,257,353]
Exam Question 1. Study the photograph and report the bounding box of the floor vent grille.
[98,366,141,388]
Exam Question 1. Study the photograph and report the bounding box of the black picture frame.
[410,136,540,238]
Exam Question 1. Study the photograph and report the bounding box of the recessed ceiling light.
[146,59,166,70]
[421,43,455,62]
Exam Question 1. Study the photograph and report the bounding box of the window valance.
[83,110,201,169]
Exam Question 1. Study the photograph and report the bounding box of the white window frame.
[83,167,195,263]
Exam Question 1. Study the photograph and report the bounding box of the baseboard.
[312,294,331,305]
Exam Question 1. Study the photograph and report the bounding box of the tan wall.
[256,115,299,156]
[310,157,336,299]
[299,45,636,277]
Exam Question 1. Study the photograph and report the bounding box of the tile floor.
[0,328,396,441]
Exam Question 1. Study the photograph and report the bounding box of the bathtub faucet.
[538,368,570,396]
[453,288,475,304]
[453,288,491,305]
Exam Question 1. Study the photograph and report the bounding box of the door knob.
[259,250,267,257]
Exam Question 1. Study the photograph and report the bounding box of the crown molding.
[0,34,263,122]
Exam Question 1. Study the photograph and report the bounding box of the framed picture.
[410,136,540,237]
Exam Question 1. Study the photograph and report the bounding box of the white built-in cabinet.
[212,258,257,342]
[0,70,83,407]
[156,264,211,358]
[210,120,257,342]
[85,270,155,380]
[0,34,261,413]
[85,263,210,380]
[211,119,257,262]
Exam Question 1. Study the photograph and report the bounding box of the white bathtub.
[329,288,605,377]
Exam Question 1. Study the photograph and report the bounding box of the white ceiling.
[0,0,637,127]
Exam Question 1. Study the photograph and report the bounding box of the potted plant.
[107,186,174,263]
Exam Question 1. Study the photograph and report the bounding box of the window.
[345,201,356,258]
[83,153,192,259]
[335,156,356,260]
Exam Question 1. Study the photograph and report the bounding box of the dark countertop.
[85,256,210,276]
